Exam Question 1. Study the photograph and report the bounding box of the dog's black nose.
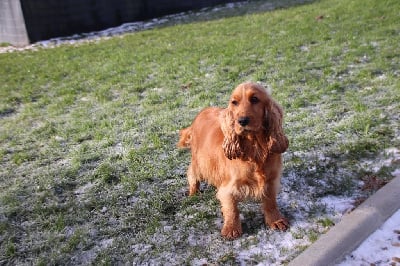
[238,117,250,126]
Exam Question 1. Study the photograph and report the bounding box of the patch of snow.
[361,147,400,173]
[374,73,387,81]
[113,142,126,156]
[71,249,97,265]
[54,135,65,142]
[131,243,153,255]
[99,238,114,249]
[338,209,400,266]
[192,258,209,266]
[299,45,310,52]
[74,182,96,201]
[392,168,400,176]
[70,237,114,265]
[100,206,108,213]
[321,196,354,215]
[188,233,213,247]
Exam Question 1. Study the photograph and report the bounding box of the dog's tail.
[177,126,192,149]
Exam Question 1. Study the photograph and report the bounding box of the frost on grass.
[129,187,326,264]
[126,148,370,265]
[1,0,399,264]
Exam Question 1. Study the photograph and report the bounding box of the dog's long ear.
[264,99,289,154]
[220,109,242,160]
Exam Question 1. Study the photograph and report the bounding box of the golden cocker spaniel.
[178,82,289,239]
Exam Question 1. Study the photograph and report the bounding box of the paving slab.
[289,175,400,266]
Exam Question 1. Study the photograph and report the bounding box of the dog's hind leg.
[187,164,200,196]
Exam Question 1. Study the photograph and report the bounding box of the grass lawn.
[1,0,399,264]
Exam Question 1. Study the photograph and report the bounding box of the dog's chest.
[230,165,266,199]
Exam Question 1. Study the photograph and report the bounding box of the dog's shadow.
[239,202,266,235]
[239,202,294,235]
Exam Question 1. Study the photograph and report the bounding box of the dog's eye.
[231,100,239,106]
[250,96,259,104]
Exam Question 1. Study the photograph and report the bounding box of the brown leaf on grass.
[181,82,192,90]
[361,175,388,192]
[352,196,368,208]
[392,257,400,263]
[352,175,389,209]
[315,15,324,21]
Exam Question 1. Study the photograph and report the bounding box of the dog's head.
[227,82,271,135]
[221,82,288,160]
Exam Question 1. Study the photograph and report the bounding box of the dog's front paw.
[269,218,289,231]
[221,224,242,240]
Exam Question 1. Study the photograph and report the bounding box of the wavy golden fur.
[178,82,289,239]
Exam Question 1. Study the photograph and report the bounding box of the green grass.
[1,0,399,264]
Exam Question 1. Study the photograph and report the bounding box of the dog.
[178,82,289,239]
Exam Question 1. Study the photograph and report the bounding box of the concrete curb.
[289,175,400,266]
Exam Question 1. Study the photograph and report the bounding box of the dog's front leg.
[261,155,289,231]
[216,187,242,240]
[262,177,289,231]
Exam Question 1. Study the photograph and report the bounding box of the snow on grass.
[360,148,400,174]
[320,196,355,215]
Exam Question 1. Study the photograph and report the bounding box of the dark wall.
[20,0,241,43]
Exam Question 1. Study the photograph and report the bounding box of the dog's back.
[178,107,223,149]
